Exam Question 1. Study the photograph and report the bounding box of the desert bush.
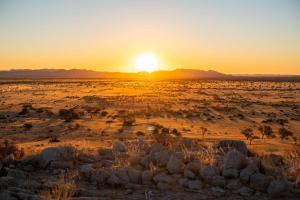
[40,170,77,200]
[241,128,259,145]
[136,131,145,136]
[258,125,274,139]
[122,115,136,126]
[278,127,293,141]
[59,109,79,122]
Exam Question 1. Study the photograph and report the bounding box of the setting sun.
[134,53,158,72]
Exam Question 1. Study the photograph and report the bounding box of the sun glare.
[134,53,158,72]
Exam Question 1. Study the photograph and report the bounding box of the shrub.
[278,127,293,141]
[258,125,274,139]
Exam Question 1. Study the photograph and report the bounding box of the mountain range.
[0,69,299,81]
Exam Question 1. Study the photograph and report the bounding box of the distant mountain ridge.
[0,69,299,81]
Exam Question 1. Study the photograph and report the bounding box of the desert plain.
[0,79,299,199]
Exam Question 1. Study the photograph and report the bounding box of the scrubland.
[0,79,299,199]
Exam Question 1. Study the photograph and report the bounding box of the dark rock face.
[36,146,77,169]
[250,173,272,192]
[267,178,291,197]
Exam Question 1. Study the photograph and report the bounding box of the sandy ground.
[0,79,299,156]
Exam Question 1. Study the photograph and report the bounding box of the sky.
[0,0,299,74]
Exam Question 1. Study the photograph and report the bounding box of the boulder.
[98,148,115,160]
[157,182,171,190]
[93,169,111,185]
[267,178,291,197]
[167,155,184,174]
[107,174,122,186]
[36,146,76,169]
[153,172,174,184]
[200,165,220,183]
[79,164,94,180]
[261,154,284,177]
[184,169,196,179]
[238,186,254,197]
[153,150,173,167]
[142,170,153,184]
[223,149,248,170]
[210,176,226,187]
[222,168,239,178]
[186,180,203,190]
[185,160,201,175]
[127,168,142,184]
[112,140,126,152]
[214,140,248,155]
[140,155,151,168]
[114,168,129,183]
[211,186,226,197]
[2,154,15,165]
[239,157,259,184]
[225,179,242,190]
[250,173,272,191]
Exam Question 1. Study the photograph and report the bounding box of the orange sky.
[0,0,299,74]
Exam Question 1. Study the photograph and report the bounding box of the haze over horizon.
[1,0,300,74]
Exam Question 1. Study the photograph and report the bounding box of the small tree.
[241,128,258,145]
[258,125,274,139]
[278,127,293,141]
[241,128,253,140]
[200,127,208,137]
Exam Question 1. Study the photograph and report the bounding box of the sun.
[134,53,158,72]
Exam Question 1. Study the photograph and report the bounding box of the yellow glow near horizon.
[134,53,158,72]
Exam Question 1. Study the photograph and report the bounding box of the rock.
[214,140,248,155]
[0,176,17,189]
[140,155,151,168]
[184,169,195,179]
[142,170,153,184]
[93,169,110,185]
[223,149,248,170]
[127,168,142,184]
[50,161,73,169]
[261,154,284,177]
[238,186,254,197]
[167,155,184,174]
[112,140,126,152]
[36,146,76,169]
[114,168,129,183]
[200,165,220,183]
[267,178,291,197]
[2,154,15,165]
[222,168,239,178]
[153,172,174,184]
[79,164,94,180]
[98,148,115,160]
[178,178,189,187]
[186,180,203,190]
[225,179,242,190]
[6,169,28,180]
[185,160,201,175]
[107,174,122,186]
[157,182,171,190]
[149,143,165,156]
[211,186,226,197]
[153,150,173,167]
[250,173,272,191]
[210,176,226,187]
[239,158,259,184]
